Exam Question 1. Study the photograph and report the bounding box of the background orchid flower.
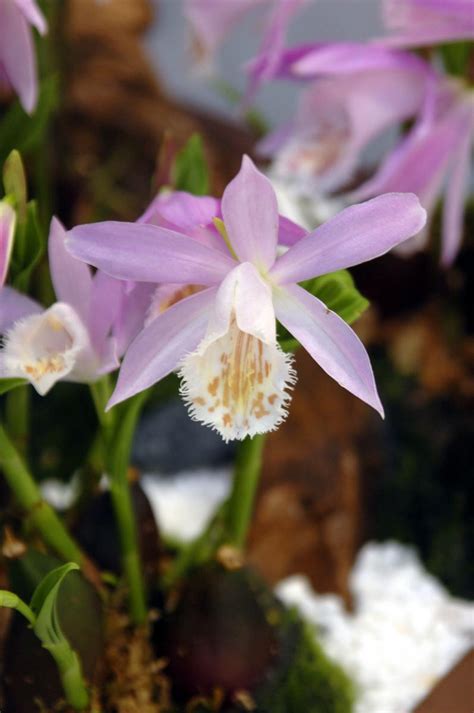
[0,218,124,395]
[255,44,433,195]
[379,0,474,48]
[0,201,16,288]
[0,0,47,114]
[354,78,474,265]
[183,0,309,69]
[67,157,426,441]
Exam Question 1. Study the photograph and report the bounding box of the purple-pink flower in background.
[255,44,433,195]
[184,0,309,68]
[354,78,474,265]
[0,219,125,394]
[0,0,47,114]
[67,157,426,441]
[379,0,474,48]
[0,201,16,288]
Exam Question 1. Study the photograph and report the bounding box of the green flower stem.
[5,385,29,455]
[91,381,147,625]
[226,434,266,549]
[0,422,100,587]
[53,648,89,711]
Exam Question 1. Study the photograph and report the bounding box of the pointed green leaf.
[10,200,45,291]
[173,134,209,196]
[30,563,79,638]
[301,269,369,325]
[3,150,27,222]
[0,589,36,625]
[0,378,27,395]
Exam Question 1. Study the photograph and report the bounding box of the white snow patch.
[276,541,474,713]
[141,468,232,542]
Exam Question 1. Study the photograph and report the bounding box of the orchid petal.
[0,302,91,395]
[139,191,219,232]
[0,0,38,113]
[116,282,156,354]
[274,283,383,415]
[221,155,279,270]
[292,42,430,78]
[108,287,216,408]
[204,262,277,345]
[0,202,16,288]
[14,0,47,34]
[48,217,93,324]
[184,0,266,60]
[442,117,473,266]
[67,222,237,285]
[278,215,307,247]
[179,263,294,441]
[0,286,42,333]
[379,0,474,47]
[270,193,426,284]
[87,271,122,355]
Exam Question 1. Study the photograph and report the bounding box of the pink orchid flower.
[354,78,474,266]
[0,201,16,288]
[0,219,125,394]
[67,157,426,441]
[255,44,433,195]
[0,0,47,114]
[183,0,308,68]
[379,0,474,48]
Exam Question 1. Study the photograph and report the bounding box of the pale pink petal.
[108,287,216,408]
[442,117,473,266]
[48,217,93,324]
[0,286,42,333]
[138,192,219,233]
[14,0,47,34]
[274,283,383,415]
[204,262,277,345]
[0,0,38,113]
[184,0,266,60]
[379,0,474,47]
[221,155,278,270]
[0,202,16,287]
[270,193,426,284]
[67,222,237,285]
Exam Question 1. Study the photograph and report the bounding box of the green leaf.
[278,270,369,353]
[440,42,470,78]
[3,150,27,222]
[29,563,90,710]
[30,563,80,640]
[10,200,45,292]
[0,589,36,625]
[173,134,209,196]
[0,378,27,395]
[302,269,369,325]
[0,76,59,165]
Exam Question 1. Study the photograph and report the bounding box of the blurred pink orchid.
[0,0,47,114]
[256,44,433,195]
[354,78,474,265]
[67,157,426,441]
[184,0,309,68]
[379,0,474,47]
[0,201,16,288]
[0,219,124,394]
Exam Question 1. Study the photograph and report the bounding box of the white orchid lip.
[178,262,296,442]
[179,314,296,442]
[0,302,91,395]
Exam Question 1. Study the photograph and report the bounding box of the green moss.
[254,608,355,713]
